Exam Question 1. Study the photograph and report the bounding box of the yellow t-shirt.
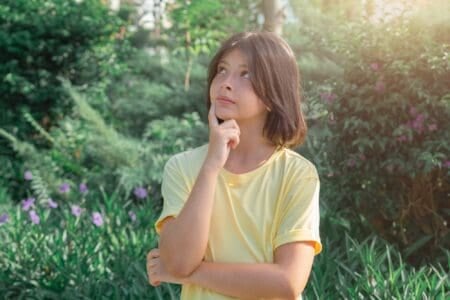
[155,144,322,299]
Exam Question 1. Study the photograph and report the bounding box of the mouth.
[216,96,235,104]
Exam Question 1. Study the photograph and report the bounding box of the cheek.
[209,78,220,98]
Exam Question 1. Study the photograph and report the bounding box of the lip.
[216,96,235,104]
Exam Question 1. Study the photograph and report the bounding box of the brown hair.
[206,31,307,148]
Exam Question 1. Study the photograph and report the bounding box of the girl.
[147,31,321,299]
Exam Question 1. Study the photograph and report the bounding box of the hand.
[204,101,240,171]
[147,248,184,286]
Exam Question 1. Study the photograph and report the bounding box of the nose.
[220,74,233,91]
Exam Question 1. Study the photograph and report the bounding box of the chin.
[216,112,235,121]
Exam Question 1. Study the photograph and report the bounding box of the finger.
[150,279,161,287]
[208,101,219,127]
[223,130,240,149]
[147,249,160,260]
[219,119,240,132]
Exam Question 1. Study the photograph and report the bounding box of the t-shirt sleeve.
[273,167,322,255]
[154,156,190,235]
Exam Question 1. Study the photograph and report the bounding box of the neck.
[224,120,277,173]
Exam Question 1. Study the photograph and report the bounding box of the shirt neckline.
[219,147,285,182]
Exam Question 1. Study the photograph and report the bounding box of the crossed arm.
[147,231,315,299]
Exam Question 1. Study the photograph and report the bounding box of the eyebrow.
[218,60,248,68]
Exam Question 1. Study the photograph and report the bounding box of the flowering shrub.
[310,13,450,262]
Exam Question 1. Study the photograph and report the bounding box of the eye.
[241,70,250,79]
[217,66,226,74]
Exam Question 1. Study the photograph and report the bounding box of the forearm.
[159,164,219,276]
[185,262,299,300]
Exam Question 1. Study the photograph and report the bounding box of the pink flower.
[320,92,337,104]
[428,124,437,132]
[370,62,380,71]
[411,114,425,134]
[409,106,418,117]
[444,161,450,168]
[24,171,33,181]
[374,80,386,94]
[397,135,408,142]
[347,159,356,167]
[386,164,394,173]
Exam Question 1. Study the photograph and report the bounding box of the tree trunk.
[262,0,285,35]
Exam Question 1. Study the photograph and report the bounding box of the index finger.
[208,101,219,127]
[147,248,160,260]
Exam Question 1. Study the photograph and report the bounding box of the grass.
[0,189,448,299]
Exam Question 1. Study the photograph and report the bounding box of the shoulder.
[164,144,208,175]
[278,148,319,180]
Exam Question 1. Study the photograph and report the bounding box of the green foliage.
[0,0,124,131]
[107,50,208,137]
[167,0,260,57]
[300,5,450,262]
[1,84,208,206]
[305,235,449,299]
[0,189,447,299]
[0,190,180,299]
[0,0,129,201]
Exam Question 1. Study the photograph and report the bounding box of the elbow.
[167,262,197,278]
[161,253,199,278]
[281,275,306,300]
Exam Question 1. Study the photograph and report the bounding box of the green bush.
[305,9,450,263]
[0,0,128,199]
[1,188,447,299]
[107,50,208,138]
[0,85,208,207]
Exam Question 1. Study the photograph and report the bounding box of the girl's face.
[209,48,268,126]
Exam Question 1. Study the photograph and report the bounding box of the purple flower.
[0,213,9,225]
[59,183,70,194]
[24,170,33,181]
[92,212,104,227]
[409,106,418,117]
[444,161,450,168]
[320,92,337,104]
[47,198,58,209]
[29,210,40,224]
[59,182,70,194]
[133,187,148,199]
[410,114,425,134]
[71,205,82,217]
[370,62,380,71]
[374,80,386,94]
[22,197,35,211]
[397,135,408,142]
[347,159,356,167]
[128,210,137,222]
[79,183,88,194]
[428,124,437,132]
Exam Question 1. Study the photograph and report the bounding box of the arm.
[148,241,315,300]
[159,102,240,277]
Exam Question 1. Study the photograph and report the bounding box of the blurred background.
[0,0,448,298]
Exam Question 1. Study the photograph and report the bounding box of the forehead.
[218,47,249,66]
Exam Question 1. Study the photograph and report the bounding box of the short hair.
[206,31,307,148]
